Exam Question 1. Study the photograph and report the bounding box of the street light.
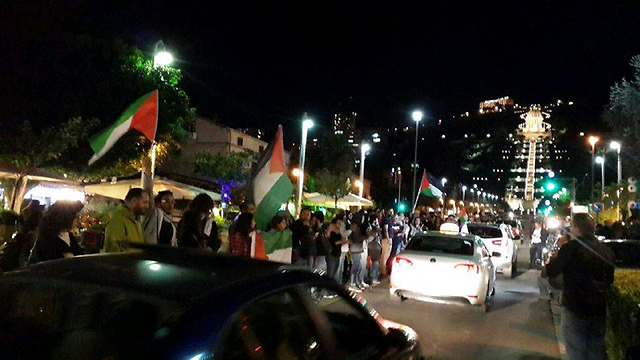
[153,41,173,68]
[411,110,423,209]
[588,136,600,200]
[358,143,371,201]
[462,185,467,202]
[291,168,302,177]
[296,116,314,217]
[596,155,605,198]
[441,178,447,187]
[610,141,622,184]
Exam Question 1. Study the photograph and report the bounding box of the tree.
[604,55,640,177]
[194,150,258,205]
[0,117,98,212]
[315,169,353,209]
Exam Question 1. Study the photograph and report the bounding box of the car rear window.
[467,226,502,239]
[405,236,475,256]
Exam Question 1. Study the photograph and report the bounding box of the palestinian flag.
[88,90,159,165]
[262,229,293,264]
[419,170,443,198]
[252,125,294,231]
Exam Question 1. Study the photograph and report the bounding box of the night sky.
[3,1,640,131]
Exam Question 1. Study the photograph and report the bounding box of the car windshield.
[467,226,502,239]
[603,241,640,268]
[0,278,185,359]
[406,236,475,256]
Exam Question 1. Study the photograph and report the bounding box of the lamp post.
[397,167,402,205]
[462,185,467,202]
[610,141,622,220]
[296,116,313,217]
[610,141,622,184]
[411,111,423,209]
[359,143,371,200]
[589,136,599,201]
[470,188,475,202]
[596,156,605,199]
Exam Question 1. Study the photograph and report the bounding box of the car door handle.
[430,258,436,263]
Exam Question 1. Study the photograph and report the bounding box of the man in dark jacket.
[291,207,316,267]
[546,213,615,360]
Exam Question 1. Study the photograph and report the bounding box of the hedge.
[607,269,640,360]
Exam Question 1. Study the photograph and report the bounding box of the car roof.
[414,230,481,242]
[1,247,327,304]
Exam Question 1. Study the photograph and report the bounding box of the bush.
[0,210,19,225]
[607,269,640,360]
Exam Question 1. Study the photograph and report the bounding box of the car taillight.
[455,263,480,274]
[395,257,413,267]
[492,239,502,246]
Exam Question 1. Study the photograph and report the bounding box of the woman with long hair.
[229,213,255,257]
[32,200,84,262]
[176,194,220,252]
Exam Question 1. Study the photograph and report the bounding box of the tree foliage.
[315,169,353,208]
[194,150,258,187]
[604,55,640,177]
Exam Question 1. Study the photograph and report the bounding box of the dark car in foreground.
[0,246,422,360]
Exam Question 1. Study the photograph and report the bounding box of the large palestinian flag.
[88,90,158,165]
[252,125,294,231]
[418,170,443,198]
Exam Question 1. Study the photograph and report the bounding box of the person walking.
[143,190,177,246]
[228,213,255,257]
[546,213,615,360]
[104,188,149,253]
[32,200,84,262]
[367,219,382,285]
[177,194,220,252]
[386,214,403,274]
[530,221,547,268]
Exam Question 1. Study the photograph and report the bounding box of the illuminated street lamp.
[588,136,600,200]
[411,110,424,209]
[291,168,302,177]
[359,143,371,200]
[462,185,467,202]
[296,116,314,216]
[610,141,622,184]
[153,40,173,68]
[596,156,605,198]
[441,178,447,187]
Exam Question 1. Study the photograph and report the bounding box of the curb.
[549,297,568,360]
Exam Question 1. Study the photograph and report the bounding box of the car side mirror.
[384,327,409,351]
[491,252,501,257]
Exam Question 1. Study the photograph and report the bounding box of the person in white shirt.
[530,221,546,268]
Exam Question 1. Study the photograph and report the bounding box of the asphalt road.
[363,245,561,360]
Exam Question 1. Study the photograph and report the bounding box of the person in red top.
[229,213,255,257]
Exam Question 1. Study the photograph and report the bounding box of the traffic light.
[398,203,407,212]
[545,181,556,192]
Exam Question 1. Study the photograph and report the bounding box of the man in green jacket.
[104,188,150,253]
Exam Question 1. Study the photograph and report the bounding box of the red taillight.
[492,239,502,246]
[455,263,480,274]
[395,257,413,267]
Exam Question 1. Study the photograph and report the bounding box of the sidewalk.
[549,296,568,360]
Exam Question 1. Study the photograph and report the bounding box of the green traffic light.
[398,203,407,211]
[546,182,556,191]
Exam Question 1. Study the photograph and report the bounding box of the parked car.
[0,247,423,360]
[389,231,497,312]
[466,223,518,278]
[601,239,640,268]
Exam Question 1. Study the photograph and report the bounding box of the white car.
[466,223,518,278]
[390,231,497,311]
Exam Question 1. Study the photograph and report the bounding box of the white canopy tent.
[84,177,221,201]
[304,192,373,209]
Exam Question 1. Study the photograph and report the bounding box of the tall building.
[333,110,357,135]
[506,107,553,210]
[479,96,515,114]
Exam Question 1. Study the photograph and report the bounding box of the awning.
[304,192,373,209]
[84,177,221,201]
